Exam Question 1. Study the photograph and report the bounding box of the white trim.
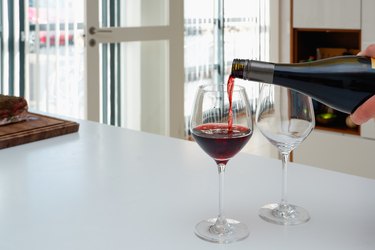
[269,0,279,63]
[168,0,185,138]
[89,26,177,43]
[85,0,100,122]
[279,0,291,63]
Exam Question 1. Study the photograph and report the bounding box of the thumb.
[351,95,375,125]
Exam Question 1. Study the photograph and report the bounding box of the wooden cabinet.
[292,28,361,135]
[290,0,375,179]
[293,0,361,29]
[291,0,370,135]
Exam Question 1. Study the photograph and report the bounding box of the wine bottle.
[231,55,375,114]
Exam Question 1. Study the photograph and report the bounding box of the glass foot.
[195,218,249,244]
[259,203,310,225]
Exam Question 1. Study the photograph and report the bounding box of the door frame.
[84,0,185,138]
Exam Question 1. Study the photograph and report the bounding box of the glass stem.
[211,162,231,234]
[280,153,289,206]
[217,163,226,223]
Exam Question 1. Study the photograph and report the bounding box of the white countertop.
[0,119,374,250]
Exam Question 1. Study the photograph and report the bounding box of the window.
[0,0,85,118]
[27,0,85,118]
[1,0,272,139]
[184,0,270,136]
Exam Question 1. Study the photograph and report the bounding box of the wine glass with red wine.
[190,84,253,243]
[256,84,315,225]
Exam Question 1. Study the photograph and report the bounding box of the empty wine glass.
[190,84,253,243]
[256,84,315,225]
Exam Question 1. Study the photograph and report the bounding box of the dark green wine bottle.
[231,56,375,114]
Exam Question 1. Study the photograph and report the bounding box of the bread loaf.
[0,94,28,125]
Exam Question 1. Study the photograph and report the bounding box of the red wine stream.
[227,75,235,130]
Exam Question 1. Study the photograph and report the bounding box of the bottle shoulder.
[275,56,374,74]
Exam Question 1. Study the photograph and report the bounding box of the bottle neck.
[231,59,275,83]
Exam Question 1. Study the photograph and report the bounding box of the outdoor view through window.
[1,0,267,136]
[184,0,265,135]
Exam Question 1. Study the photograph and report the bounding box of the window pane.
[27,0,85,119]
[224,0,262,110]
[184,0,264,136]
[101,0,169,28]
[27,43,85,117]
[184,0,214,123]
[100,40,169,135]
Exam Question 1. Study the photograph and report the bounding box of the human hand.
[350,44,375,125]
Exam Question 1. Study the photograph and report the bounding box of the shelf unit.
[289,0,375,179]
[291,28,361,135]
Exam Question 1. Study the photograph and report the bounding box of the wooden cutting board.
[0,113,79,149]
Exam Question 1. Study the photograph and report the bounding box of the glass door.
[85,0,184,138]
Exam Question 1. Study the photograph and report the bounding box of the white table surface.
[0,119,374,250]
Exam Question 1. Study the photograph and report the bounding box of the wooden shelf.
[292,28,361,62]
[315,125,360,136]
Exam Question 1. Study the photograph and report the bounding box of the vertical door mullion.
[116,42,121,126]
[101,0,108,124]
[116,0,121,126]
[85,0,101,122]
[19,0,25,97]
[7,0,14,94]
[109,0,115,125]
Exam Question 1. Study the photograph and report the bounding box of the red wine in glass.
[192,123,252,165]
